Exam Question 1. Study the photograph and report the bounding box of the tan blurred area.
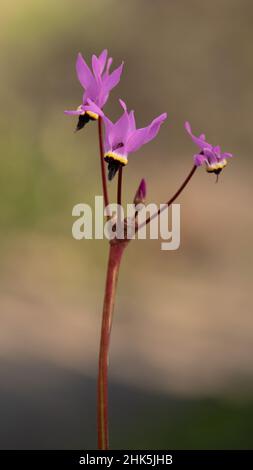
[0,0,253,448]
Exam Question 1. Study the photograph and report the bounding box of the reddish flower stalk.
[97,240,128,450]
[117,166,123,206]
[137,165,197,232]
[98,116,110,211]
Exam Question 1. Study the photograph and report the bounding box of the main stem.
[97,164,197,449]
[97,241,127,450]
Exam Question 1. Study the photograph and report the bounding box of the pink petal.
[103,62,124,92]
[92,54,102,83]
[97,89,109,108]
[126,113,167,153]
[104,57,113,78]
[213,145,221,154]
[64,108,84,116]
[119,99,127,112]
[76,53,93,89]
[185,121,212,150]
[194,154,206,166]
[128,110,136,133]
[98,49,108,74]
[146,113,167,141]
[103,116,115,151]
[125,127,148,153]
[222,152,233,159]
[108,102,130,147]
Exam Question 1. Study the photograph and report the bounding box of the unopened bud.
[134,178,147,205]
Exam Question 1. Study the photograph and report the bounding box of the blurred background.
[0,0,253,449]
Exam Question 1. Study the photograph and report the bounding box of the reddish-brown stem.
[136,165,197,232]
[98,117,109,211]
[117,166,123,206]
[97,241,127,450]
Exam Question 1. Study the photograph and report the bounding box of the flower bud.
[134,178,147,205]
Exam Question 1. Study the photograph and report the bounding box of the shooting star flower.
[185,121,233,179]
[65,50,123,131]
[103,100,167,180]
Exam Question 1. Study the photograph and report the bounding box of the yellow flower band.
[86,110,99,120]
[76,106,99,120]
[104,152,128,166]
[206,159,227,173]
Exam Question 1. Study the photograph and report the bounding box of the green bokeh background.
[0,0,253,449]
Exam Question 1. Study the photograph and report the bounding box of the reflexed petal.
[185,121,212,150]
[194,154,206,166]
[103,62,124,92]
[97,88,109,108]
[110,103,130,146]
[98,49,108,74]
[76,53,93,89]
[64,108,84,115]
[125,128,148,153]
[145,113,167,141]
[92,54,102,83]
[83,79,100,104]
[185,121,192,135]
[126,113,167,153]
[104,57,113,78]
[103,116,115,151]
[222,152,233,159]
[128,110,136,133]
[213,145,221,154]
[119,99,127,112]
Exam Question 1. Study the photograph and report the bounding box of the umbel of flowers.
[65,49,233,450]
[65,49,232,180]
